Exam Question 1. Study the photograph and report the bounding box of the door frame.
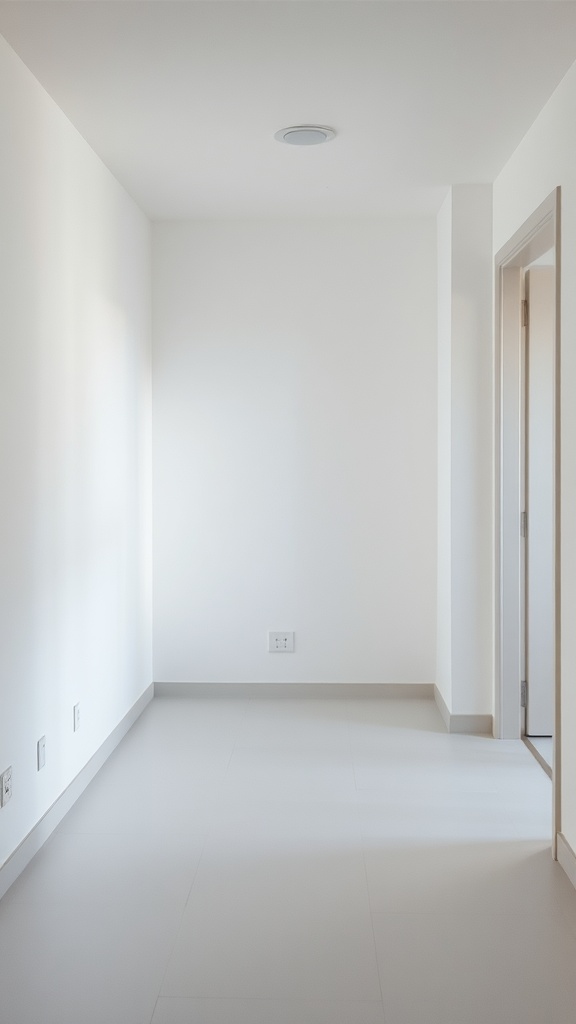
[524,265,556,739]
[494,188,561,850]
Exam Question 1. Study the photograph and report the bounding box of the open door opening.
[495,188,560,851]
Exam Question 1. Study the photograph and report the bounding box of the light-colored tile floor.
[1,697,576,1024]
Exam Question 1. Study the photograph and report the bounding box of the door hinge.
[522,299,529,328]
[521,680,527,708]
[521,511,527,537]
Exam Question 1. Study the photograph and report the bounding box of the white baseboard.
[434,686,493,735]
[448,714,493,735]
[0,684,153,902]
[557,833,576,892]
[155,681,435,699]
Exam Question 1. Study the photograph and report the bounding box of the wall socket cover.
[73,703,80,731]
[1,766,12,808]
[268,631,295,653]
[37,736,46,771]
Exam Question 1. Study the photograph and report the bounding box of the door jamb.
[494,188,561,852]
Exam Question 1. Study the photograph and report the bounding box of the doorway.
[494,189,560,849]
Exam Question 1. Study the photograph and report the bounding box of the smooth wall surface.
[436,186,494,719]
[450,186,494,718]
[436,193,453,712]
[0,37,152,870]
[152,220,437,685]
[493,60,576,850]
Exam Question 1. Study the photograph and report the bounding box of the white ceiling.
[2,1,576,219]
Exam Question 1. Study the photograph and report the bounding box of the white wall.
[437,186,494,718]
[0,37,152,871]
[152,219,437,685]
[493,60,576,851]
[436,194,453,711]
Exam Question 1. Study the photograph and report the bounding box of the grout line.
[150,828,211,1020]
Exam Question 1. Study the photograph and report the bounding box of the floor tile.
[346,698,445,732]
[372,909,576,1024]
[151,997,386,1024]
[161,840,381,1000]
[238,698,352,747]
[0,902,180,1024]
[363,838,576,916]
[0,696,572,1024]
[223,743,357,801]
[57,757,223,836]
[200,796,364,852]
[1,830,204,910]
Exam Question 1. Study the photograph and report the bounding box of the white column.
[436,185,494,718]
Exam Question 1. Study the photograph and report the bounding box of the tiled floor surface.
[1,697,575,1024]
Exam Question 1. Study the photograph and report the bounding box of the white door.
[524,267,555,737]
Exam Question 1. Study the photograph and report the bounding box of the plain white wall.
[493,60,576,851]
[436,193,453,711]
[0,37,152,871]
[437,187,494,718]
[437,186,494,718]
[152,219,437,685]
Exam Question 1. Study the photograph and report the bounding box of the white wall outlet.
[73,703,80,732]
[37,736,46,771]
[268,631,295,653]
[1,766,12,808]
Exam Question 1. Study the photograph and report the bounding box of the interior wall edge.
[433,684,451,730]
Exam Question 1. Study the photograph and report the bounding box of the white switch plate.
[37,736,46,771]
[268,631,295,653]
[1,766,12,807]
[73,703,80,732]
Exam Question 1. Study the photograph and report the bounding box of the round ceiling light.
[274,125,336,146]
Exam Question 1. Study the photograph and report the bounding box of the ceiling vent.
[274,125,336,146]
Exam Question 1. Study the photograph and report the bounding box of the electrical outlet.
[1,766,12,808]
[37,736,46,771]
[73,703,80,732]
[268,631,295,653]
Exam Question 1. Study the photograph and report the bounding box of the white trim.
[0,685,153,902]
[523,737,552,780]
[154,682,434,700]
[494,189,560,738]
[434,686,493,734]
[447,714,493,736]
[557,833,576,892]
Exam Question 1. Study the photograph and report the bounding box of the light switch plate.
[1,766,12,807]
